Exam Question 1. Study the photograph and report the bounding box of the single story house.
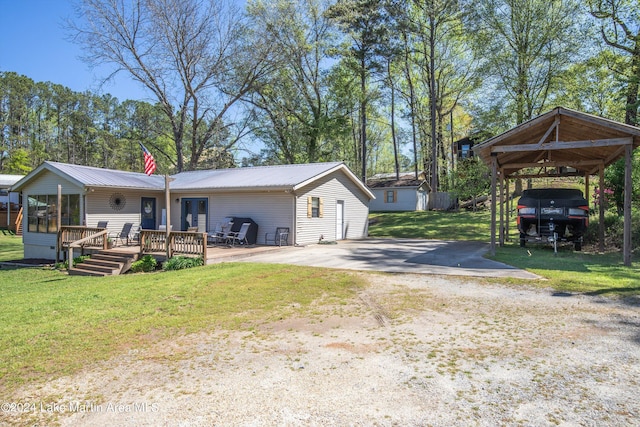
[367,173,430,211]
[0,174,23,231]
[11,161,374,260]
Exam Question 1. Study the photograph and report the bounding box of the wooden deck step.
[69,250,139,277]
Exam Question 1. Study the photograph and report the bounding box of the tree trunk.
[360,55,367,183]
[389,60,400,180]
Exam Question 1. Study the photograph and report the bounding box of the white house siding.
[85,189,164,236]
[21,171,84,259]
[369,187,425,212]
[172,192,295,244]
[295,172,370,245]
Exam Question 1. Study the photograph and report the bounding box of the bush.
[130,255,158,273]
[583,210,640,251]
[162,256,204,271]
[55,255,90,270]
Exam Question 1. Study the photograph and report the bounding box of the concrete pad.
[238,238,540,280]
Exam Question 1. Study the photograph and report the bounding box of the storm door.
[141,197,156,229]
[181,198,208,231]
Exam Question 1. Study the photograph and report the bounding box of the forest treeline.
[1,0,639,201]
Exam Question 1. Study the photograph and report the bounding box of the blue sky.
[0,0,150,101]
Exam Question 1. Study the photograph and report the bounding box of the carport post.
[490,154,498,256]
[499,172,504,246]
[505,178,510,242]
[624,144,632,266]
[599,165,605,253]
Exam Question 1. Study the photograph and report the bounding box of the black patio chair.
[109,222,134,246]
[265,227,289,246]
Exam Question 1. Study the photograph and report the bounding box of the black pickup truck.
[517,188,589,251]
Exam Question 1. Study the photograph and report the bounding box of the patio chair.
[265,227,289,246]
[109,222,134,246]
[228,222,251,247]
[209,221,234,245]
[97,221,108,229]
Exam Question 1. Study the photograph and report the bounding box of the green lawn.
[0,261,364,392]
[0,230,24,261]
[369,210,639,295]
[1,213,637,393]
[369,210,492,241]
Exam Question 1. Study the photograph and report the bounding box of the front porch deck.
[104,242,291,265]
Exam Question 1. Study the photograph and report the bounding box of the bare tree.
[70,0,273,171]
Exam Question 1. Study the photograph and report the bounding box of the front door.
[141,197,156,229]
[181,198,208,231]
[336,200,344,240]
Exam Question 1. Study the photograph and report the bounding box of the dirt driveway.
[4,271,639,426]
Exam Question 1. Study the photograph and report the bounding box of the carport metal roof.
[473,107,638,266]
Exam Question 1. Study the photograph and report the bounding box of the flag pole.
[165,174,171,259]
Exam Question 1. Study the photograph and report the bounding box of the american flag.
[139,142,157,176]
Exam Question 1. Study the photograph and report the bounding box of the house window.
[307,196,323,218]
[385,190,397,203]
[27,194,80,233]
[460,144,471,159]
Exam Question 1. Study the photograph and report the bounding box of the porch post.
[165,174,171,259]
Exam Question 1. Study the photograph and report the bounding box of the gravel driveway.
[5,271,639,426]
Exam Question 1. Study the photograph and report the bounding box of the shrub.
[162,256,204,271]
[55,255,90,270]
[583,210,640,251]
[130,255,158,273]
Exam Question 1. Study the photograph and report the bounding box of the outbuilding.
[367,173,429,211]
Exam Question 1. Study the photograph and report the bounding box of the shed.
[473,107,640,265]
[367,173,429,211]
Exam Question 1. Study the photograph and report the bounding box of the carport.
[473,107,640,266]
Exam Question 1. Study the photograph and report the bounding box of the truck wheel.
[574,241,582,251]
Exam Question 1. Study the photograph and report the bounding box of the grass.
[369,210,492,241]
[0,230,24,261]
[370,210,640,296]
[0,256,364,392]
[1,210,637,393]
[492,244,640,295]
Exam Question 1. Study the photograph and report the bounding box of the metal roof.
[172,162,344,190]
[11,161,165,191]
[473,107,640,177]
[11,161,375,199]
[0,174,24,188]
[367,174,426,189]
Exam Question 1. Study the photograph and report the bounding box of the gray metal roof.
[12,161,374,199]
[12,161,165,191]
[0,174,24,188]
[171,162,345,190]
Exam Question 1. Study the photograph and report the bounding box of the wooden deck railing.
[139,230,207,259]
[14,207,23,234]
[57,226,109,267]
[57,227,206,269]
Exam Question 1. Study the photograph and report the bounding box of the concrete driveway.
[240,238,539,280]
